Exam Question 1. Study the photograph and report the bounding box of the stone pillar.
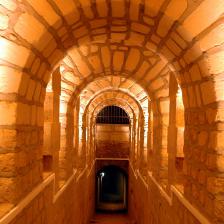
[43,69,61,190]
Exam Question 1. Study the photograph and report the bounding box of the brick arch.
[1,0,221,107]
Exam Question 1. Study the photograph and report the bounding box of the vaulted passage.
[0,0,224,224]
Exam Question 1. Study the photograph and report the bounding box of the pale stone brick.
[73,26,88,39]
[96,0,108,17]
[26,0,61,27]
[0,14,9,30]
[0,38,30,68]
[145,0,166,17]
[0,0,17,11]
[187,86,197,107]
[26,79,36,101]
[148,77,164,91]
[48,49,64,69]
[144,60,167,82]
[166,39,182,56]
[0,129,16,148]
[110,33,127,41]
[129,0,141,20]
[14,13,52,51]
[189,64,201,81]
[0,102,17,125]
[131,23,150,34]
[183,0,224,38]
[88,55,102,74]
[33,82,42,102]
[111,0,125,18]
[54,0,80,24]
[69,48,91,77]
[209,131,224,149]
[183,43,202,64]
[207,51,224,75]
[125,32,145,46]
[79,0,94,19]
[43,39,57,58]
[125,48,140,71]
[200,23,224,51]
[113,51,124,71]
[157,0,187,37]
[160,46,175,62]
[0,66,22,93]
[90,19,107,29]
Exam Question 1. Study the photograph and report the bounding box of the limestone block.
[0,38,29,68]
[73,26,88,39]
[189,64,201,82]
[200,80,216,105]
[111,0,125,18]
[0,66,23,94]
[209,131,224,149]
[125,32,145,46]
[0,129,16,149]
[96,0,108,17]
[0,178,16,203]
[54,0,80,25]
[131,23,150,34]
[125,48,140,71]
[90,19,107,29]
[166,39,182,56]
[207,177,224,194]
[170,32,187,50]
[0,0,17,11]
[88,55,103,74]
[0,102,17,125]
[207,51,224,75]
[69,48,91,77]
[26,79,36,101]
[148,77,164,91]
[160,46,175,62]
[144,60,167,82]
[113,51,124,71]
[157,0,187,37]
[145,0,166,17]
[14,13,52,51]
[26,0,61,27]
[200,23,224,51]
[79,0,94,19]
[187,86,197,107]
[0,13,8,30]
[129,0,141,20]
[183,43,201,64]
[183,0,224,38]
[43,39,57,58]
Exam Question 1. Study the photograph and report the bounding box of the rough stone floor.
[90,213,133,224]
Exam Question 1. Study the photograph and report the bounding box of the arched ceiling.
[78,75,148,108]
[0,0,223,117]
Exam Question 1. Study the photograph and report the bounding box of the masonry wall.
[128,165,203,224]
[4,166,95,224]
[96,124,130,158]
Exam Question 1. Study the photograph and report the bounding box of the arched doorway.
[96,166,128,211]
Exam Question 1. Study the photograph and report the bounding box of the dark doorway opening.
[96,166,127,212]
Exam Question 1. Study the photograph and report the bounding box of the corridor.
[0,0,224,224]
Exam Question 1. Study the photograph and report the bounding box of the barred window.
[96,106,129,124]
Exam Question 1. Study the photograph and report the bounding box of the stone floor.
[90,213,133,224]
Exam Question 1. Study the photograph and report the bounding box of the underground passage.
[0,0,224,223]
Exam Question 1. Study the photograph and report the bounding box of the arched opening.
[95,106,130,159]
[96,166,127,212]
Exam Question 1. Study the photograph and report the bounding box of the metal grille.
[96,106,129,124]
